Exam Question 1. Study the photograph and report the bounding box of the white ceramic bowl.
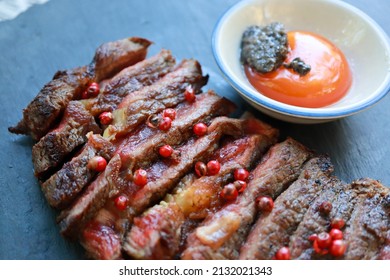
[212,0,390,123]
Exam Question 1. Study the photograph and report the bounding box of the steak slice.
[115,91,235,174]
[32,50,176,177]
[343,178,390,260]
[82,49,176,116]
[181,138,313,260]
[9,37,151,140]
[41,133,115,209]
[103,59,208,140]
[92,37,152,82]
[289,177,350,259]
[123,126,278,259]
[58,95,235,239]
[239,156,333,260]
[32,101,101,177]
[79,117,258,259]
[47,91,233,211]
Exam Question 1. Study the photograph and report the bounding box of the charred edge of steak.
[238,156,333,260]
[34,50,176,178]
[92,37,152,81]
[9,37,151,141]
[84,49,176,116]
[180,137,314,260]
[31,101,101,177]
[8,66,91,141]
[41,133,115,209]
[343,178,390,260]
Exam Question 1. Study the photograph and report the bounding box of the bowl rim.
[212,0,390,119]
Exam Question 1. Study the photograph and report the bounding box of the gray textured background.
[0,0,389,259]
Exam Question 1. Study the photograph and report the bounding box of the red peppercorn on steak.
[9,37,390,260]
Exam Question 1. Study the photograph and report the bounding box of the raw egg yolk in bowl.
[245,31,352,108]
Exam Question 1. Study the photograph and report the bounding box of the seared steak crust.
[9,37,151,140]
[82,49,176,116]
[239,156,333,260]
[343,178,390,260]
[41,133,115,209]
[92,37,152,82]
[181,138,313,260]
[32,101,101,177]
[31,50,175,177]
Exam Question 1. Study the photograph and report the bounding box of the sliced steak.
[115,91,235,173]
[181,138,313,260]
[239,156,333,260]
[79,117,258,259]
[58,96,235,239]
[289,177,349,259]
[41,133,115,209]
[104,59,208,140]
[47,91,233,211]
[82,49,176,116]
[343,178,390,260]
[124,127,278,260]
[9,37,151,140]
[32,101,101,177]
[32,50,175,177]
[92,37,152,82]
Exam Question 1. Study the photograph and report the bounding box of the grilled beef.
[9,37,151,140]
[343,178,390,260]
[50,91,232,212]
[80,117,262,259]
[32,101,101,177]
[92,37,152,82]
[239,156,333,260]
[82,49,176,116]
[181,138,313,260]
[58,95,235,239]
[104,59,208,140]
[41,133,115,209]
[124,122,278,259]
[115,91,235,173]
[9,37,389,260]
[31,50,175,177]
[289,178,349,259]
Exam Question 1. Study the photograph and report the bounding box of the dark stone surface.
[0,0,388,259]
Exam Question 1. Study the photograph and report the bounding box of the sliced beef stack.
[9,37,389,260]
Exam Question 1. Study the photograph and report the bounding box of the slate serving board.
[0,0,389,259]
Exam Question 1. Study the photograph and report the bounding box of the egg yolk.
[245,31,352,108]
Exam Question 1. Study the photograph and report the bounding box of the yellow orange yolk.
[245,31,352,108]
